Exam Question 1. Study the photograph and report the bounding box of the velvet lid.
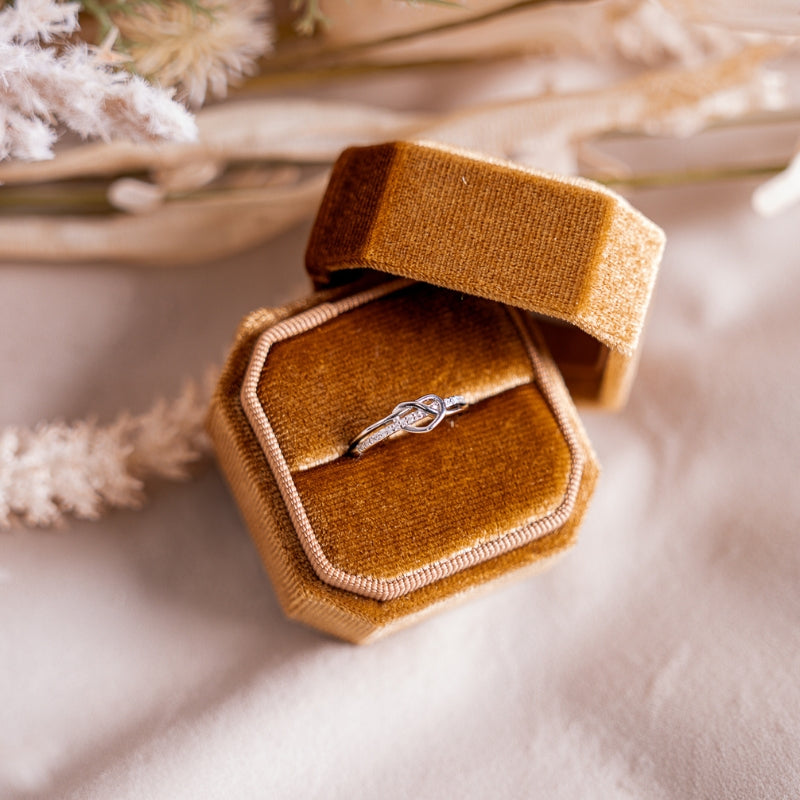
[305,141,666,409]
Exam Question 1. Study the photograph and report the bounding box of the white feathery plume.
[0,0,197,162]
[1,0,80,43]
[0,376,215,528]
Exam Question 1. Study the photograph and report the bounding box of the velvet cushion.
[259,282,534,471]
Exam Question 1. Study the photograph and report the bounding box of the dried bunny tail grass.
[0,375,216,528]
[0,0,197,161]
[114,0,274,108]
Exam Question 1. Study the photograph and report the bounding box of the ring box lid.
[305,141,666,409]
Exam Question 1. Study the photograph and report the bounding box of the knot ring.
[348,393,467,456]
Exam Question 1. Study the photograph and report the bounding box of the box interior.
[256,283,575,583]
[535,317,609,401]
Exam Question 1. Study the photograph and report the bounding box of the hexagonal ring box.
[207,142,665,643]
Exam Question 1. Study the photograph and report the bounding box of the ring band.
[349,393,468,456]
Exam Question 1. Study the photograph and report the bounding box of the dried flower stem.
[0,181,115,214]
[0,157,789,218]
[81,0,214,41]
[237,54,494,92]
[597,162,787,190]
[267,0,585,70]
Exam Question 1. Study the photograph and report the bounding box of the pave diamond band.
[348,393,468,456]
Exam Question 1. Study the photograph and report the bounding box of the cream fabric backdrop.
[1,66,799,798]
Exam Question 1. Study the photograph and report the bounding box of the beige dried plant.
[113,0,274,107]
[0,0,197,160]
[0,378,214,528]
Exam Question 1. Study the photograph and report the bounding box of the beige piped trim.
[240,280,585,602]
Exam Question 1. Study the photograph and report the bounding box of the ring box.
[208,142,665,643]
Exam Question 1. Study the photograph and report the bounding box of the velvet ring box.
[208,141,665,643]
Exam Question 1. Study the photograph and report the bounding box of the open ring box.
[207,141,665,643]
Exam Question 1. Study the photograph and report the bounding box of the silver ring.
[348,393,468,456]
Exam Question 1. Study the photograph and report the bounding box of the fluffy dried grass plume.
[0,0,80,41]
[0,0,197,161]
[0,377,214,528]
[114,0,274,107]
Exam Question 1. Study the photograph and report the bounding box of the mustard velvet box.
[208,141,665,643]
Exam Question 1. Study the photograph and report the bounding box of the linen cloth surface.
[1,76,800,798]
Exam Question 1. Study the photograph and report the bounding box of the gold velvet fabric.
[260,284,573,579]
[260,284,534,471]
[208,281,599,643]
[305,141,665,409]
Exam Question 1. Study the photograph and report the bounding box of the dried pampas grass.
[0,0,197,161]
[114,0,274,107]
[0,378,214,528]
